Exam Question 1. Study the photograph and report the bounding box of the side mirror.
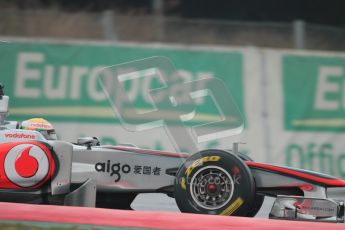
[77,137,100,150]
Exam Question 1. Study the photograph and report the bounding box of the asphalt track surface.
[132,193,275,218]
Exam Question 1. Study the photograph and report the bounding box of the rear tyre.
[96,192,137,210]
[174,149,256,216]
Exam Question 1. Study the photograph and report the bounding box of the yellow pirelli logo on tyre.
[220,197,244,216]
[180,177,186,190]
[185,156,220,177]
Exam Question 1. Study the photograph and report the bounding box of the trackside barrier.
[3,38,345,178]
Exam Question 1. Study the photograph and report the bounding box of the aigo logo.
[0,142,55,189]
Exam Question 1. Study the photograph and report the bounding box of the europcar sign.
[0,41,244,123]
[274,53,345,178]
[283,55,345,132]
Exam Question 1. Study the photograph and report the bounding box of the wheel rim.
[190,166,234,210]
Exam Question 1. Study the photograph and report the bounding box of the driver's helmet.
[20,118,57,140]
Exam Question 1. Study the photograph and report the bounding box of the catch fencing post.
[293,20,305,49]
[101,10,117,41]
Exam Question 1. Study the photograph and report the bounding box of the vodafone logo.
[5,133,36,139]
[0,142,55,189]
[29,123,52,129]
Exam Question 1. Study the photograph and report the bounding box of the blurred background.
[1,0,345,179]
[2,0,345,50]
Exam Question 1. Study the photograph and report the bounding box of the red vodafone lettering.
[5,133,36,139]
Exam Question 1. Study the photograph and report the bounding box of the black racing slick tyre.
[236,152,265,217]
[174,149,256,216]
[96,192,137,210]
[246,193,265,217]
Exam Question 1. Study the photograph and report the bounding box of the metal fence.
[1,9,345,51]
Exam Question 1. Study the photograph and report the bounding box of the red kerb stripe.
[0,202,344,230]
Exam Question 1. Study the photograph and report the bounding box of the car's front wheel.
[174,149,256,216]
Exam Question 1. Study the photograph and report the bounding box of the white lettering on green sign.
[315,66,343,110]
[14,52,213,106]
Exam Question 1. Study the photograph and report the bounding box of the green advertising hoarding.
[0,41,244,124]
[283,54,345,132]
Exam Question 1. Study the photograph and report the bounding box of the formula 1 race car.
[0,83,345,223]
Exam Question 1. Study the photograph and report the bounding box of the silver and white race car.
[0,83,344,223]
